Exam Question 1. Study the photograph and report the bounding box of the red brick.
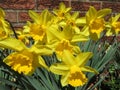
[50,1,70,10]
[97,0,120,1]
[37,0,69,10]
[102,2,120,13]
[71,1,101,11]
[18,12,31,23]
[5,12,17,22]
[0,0,35,9]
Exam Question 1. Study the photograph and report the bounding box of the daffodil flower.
[53,2,71,20]
[65,12,86,33]
[3,49,48,75]
[106,14,120,36]
[82,6,111,40]
[23,10,54,42]
[50,50,98,87]
[0,8,11,40]
[0,38,49,75]
[57,11,86,34]
[55,39,73,56]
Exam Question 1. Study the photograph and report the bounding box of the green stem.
[6,19,18,39]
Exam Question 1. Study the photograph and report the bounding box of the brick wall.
[0,0,120,30]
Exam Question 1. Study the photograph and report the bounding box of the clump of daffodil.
[0,38,49,75]
[82,6,111,40]
[0,8,11,40]
[53,3,86,34]
[58,11,86,34]
[50,50,98,87]
[106,14,120,36]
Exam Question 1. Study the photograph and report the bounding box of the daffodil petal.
[81,66,99,74]
[0,38,26,51]
[76,52,93,66]
[112,14,120,22]
[75,17,86,26]
[46,25,58,42]
[86,6,97,22]
[106,28,113,36]
[0,8,5,17]
[73,26,81,34]
[73,46,81,54]
[29,10,40,23]
[89,6,97,18]
[97,9,111,18]
[41,10,51,25]
[72,12,79,19]
[48,27,64,41]
[60,2,66,10]
[71,34,89,42]
[61,73,70,87]
[65,8,71,13]
[31,45,53,55]
[38,56,48,70]
[50,63,69,75]
[58,21,66,27]
[81,26,90,36]
[62,50,76,65]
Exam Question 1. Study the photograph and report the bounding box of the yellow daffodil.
[3,49,47,75]
[0,38,49,75]
[24,22,46,41]
[48,24,88,57]
[55,39,81,58]
[49,24,89,42]
[23,10,54,42]
[53,2,71,20]
[57,11,86,35]
[55,39,73,56]
[50,50,98,87]
[65,12,86,33]
[106,14,120,35]
[82,6,111,40]
[0,8,11,40]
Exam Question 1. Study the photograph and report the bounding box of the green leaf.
[0,85,10,90]
[0,77,22,89]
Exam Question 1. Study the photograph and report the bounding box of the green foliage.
[0,36,119,90]
[100,44,120,90]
